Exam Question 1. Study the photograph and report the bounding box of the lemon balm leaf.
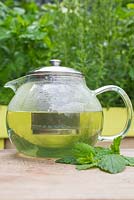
[98,154,126,174]
[56,156,77,164]
[73,142,96,158]
[76,163,97,170]
[110,136,122,154]
[94,146,112,159]
[123,156,134,166]
[54,136,133,174]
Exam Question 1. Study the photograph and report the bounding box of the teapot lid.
[28,59,82,76]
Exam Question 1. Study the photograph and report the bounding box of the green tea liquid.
[7,111,103,157]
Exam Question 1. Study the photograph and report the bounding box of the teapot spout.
[4,76,26,93]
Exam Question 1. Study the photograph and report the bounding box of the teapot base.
[9,131,98,158]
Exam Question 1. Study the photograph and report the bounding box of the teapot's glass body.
[6,74,103,157]
[5,60,133,158]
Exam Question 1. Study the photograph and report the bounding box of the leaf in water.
[76,163,97,170]
[11,131,71,158]
[10,131,38,156]
[98,154,126,174]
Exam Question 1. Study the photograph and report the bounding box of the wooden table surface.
[1,149,134,200]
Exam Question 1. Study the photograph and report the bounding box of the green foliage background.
[0,0,134,107]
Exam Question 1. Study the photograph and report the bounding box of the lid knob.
[50,59,61,66]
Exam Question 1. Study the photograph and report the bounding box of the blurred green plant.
[0,0,134,106]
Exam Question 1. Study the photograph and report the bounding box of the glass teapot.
[5,59,133,158]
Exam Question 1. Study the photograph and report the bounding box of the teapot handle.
[94,85,133,141]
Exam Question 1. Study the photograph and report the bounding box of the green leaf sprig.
[56,136,134,174]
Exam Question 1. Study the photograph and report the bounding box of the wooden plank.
[0,139,4,149]
[0,149,134,200]
[5,139,15,149]
[0,105,8,138]
[102,107,134,137]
